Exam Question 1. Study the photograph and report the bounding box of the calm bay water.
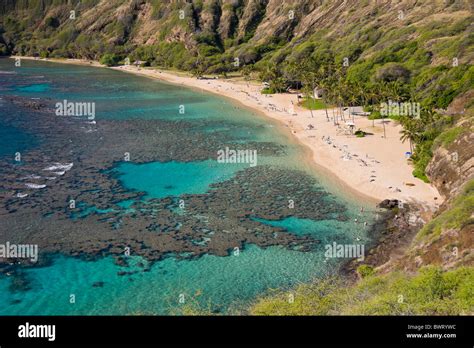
[113,160,249,199]
[0,58,374,315]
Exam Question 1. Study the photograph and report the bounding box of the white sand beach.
[11,57,443,211]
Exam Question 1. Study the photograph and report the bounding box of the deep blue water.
[0,100,39,157]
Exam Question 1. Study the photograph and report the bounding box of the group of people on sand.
[215,82,407,204]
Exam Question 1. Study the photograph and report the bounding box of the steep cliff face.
[426,118,474,200]
[394,180,473,272]
[386,115,474,273]
[426,81,474,203]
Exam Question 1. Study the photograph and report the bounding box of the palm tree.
[300,57,322,118]
[324,70,334,121]
[366,86,378,128]
[320,78,330,122]
[334,82,343,122]
[317,65,332,122]
[302,84,315,118]
[420,106,437,125]
[272,76,287,93]
[376,81,390,138]
[191,59,205,78]
[349,91,358,123]
[241,64,254,84]
[399,119,420,153]
[330,89,337,125]
[323,74,338,125]
[399,128,414,153]
[356,81,366,110]
[386,81,402,103]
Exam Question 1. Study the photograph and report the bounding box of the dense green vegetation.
[250,266,473,315]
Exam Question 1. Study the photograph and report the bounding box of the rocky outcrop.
[392,116,474,272]
[426,119,474,201]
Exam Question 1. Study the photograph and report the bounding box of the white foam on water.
[16,193,28,198]
[21,174,42,180]
[43,162,73,172]
[52,171,65,176]
[25,183,46,189]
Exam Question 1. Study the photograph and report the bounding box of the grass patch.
[357,264,375,278]
[300,97,328,110]
[250,266,474,315]
[433,126,465,148]
[261,87,277,94]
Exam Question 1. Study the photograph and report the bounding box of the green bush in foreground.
[357,264,375,278]
[250,266,474,315]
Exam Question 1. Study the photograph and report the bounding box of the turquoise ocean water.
[0,59,374,314]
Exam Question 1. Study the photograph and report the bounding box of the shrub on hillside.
[375,63,411,83]
[45,16,60,28]
[100,53,120,66]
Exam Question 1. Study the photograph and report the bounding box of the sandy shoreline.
[8,56,443,211]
